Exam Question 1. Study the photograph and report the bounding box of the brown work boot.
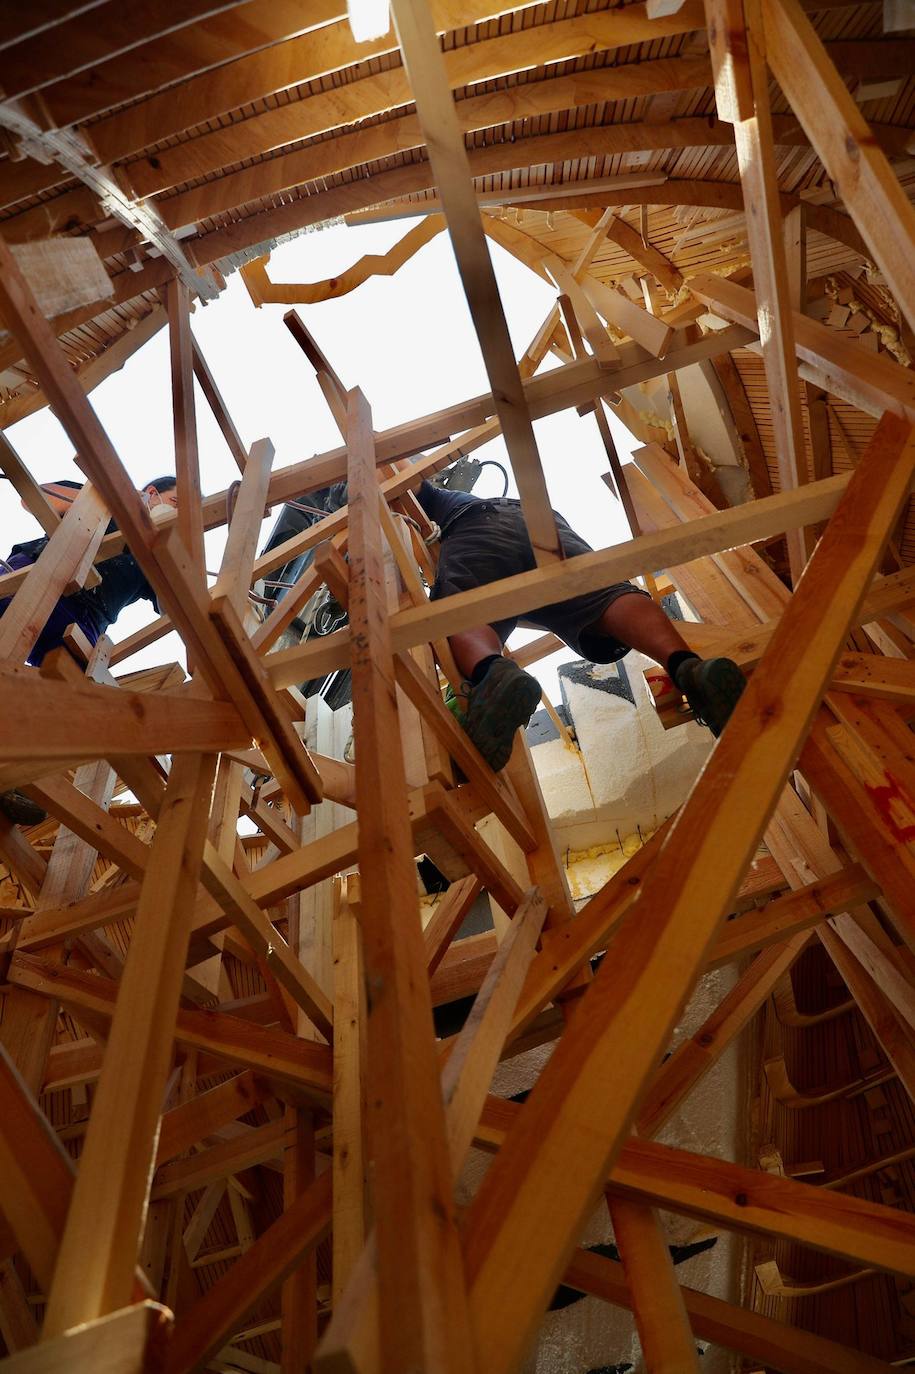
[673,657,746,737]
[465,658,543,772]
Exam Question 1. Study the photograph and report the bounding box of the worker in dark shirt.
[415,478,745,771]
[0,475,177,825]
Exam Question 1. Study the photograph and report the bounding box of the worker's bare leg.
[583,590,689,667]
[585,590,745,737]
[448,624,504,679]
[448,592,690,681]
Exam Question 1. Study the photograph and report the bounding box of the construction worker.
[414,478,746,771]
[0,475,178,826]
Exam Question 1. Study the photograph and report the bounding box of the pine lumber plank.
[49,0,347,127]
[673,566,915,677]
[606,1198,700,1372]
[166,280,206,582]
[81,0,565,156]
[831,652,915,704]
[0,433,62,539]
[240,218,446,306]
[0,1044,74,1290]
[765,783,915,1096]
[631,442,789,620]
[192,339,248,474]
[0,667,248,763]
[208,589,322,812]
[626,466,759,626]
[128,12,710,200]
[577,271,674,358]
[391,0,562,567]
[706,864,878,964]
[0,483,109,662]
[0,236,296,768]
[9,880,140,954]
[281,1107,318,1372]
[636,935,811,1138]
[211,438,274,615]
[817,922,915,1104]
[762,0,915,334]
[801,707,915,953]
[424,874,484,975]
[460,412,915,1374]
[266,466,875,686]
[7,954,333,1098]
[0,818,46,904]
[0,1261,38,1353]
[717,0,808,580]
[563,1246,895,1374]
[129,506,322,810]
[703,0,754,122]
[151,1118,289,1199]
[25,774,148,880]
[472,1101,915,1276]
[164,1171,331,1374]
[0,1301,172,1373]
[710,351,773,497]
[690,273,915,422]
[508,849,867,1080]
[43,752,218,1335]
[195,324,755,557]
[155,1071,266,1166]
[441,887,546,1171]
[578,209,683,294]
[183,143,853,268]
[424,783,528,915]
[331,880,368,1303]
[1,655,116,1075]
[341,385,474,1373]
[508,824,665,1041]
[545,263,622,364]
[0,0,244,99]
[200,844,334,1042]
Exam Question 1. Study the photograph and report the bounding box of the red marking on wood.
[865,771,915,845]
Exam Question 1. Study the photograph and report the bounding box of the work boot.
[465,657,542,772]
[673,656,746,738]
[0,790,47,827]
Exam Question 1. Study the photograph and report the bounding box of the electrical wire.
[470,459,510,497]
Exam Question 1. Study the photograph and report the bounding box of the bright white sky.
[2,219,636,701]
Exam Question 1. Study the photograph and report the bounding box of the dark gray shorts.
[430,499,650,663]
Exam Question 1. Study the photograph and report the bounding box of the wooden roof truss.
[1,0,915,1369]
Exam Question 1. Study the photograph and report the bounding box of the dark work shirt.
[4,530,159,661]
[415,479,482,534]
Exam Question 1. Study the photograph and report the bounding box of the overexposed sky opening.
[2,220,637,701]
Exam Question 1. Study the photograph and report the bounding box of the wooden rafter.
[1,0,915,1367]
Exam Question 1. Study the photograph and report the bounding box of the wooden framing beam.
[43,753,218,1334]
[460,412,915,1374]
[338,385,474,1372]
[690,274,915,423]
[713,0,809,581]
[762,0,915,334]
[563,1246,895,1374]
[472,1101,915,1277]
[166,279,206,580]
[8,955,333,1099]
[164,1171,331,1374]
[391,0,562,566]
[265,464,890,685]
